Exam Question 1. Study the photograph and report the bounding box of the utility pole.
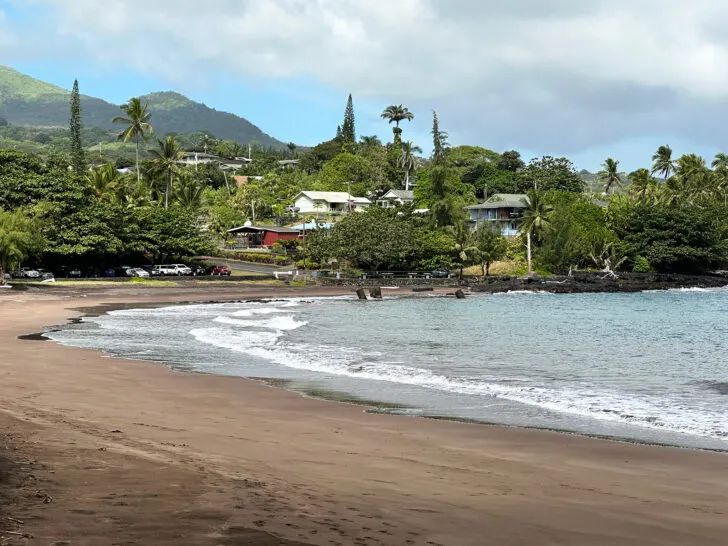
[346,180,352,212]
[526,231,532,275]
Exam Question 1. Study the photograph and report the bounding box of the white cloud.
[14,0,728,154]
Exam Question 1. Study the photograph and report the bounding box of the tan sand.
[1,285,728,545]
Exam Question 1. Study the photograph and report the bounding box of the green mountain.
[0,66,285,149]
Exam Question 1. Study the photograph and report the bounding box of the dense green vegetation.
[1,75,727,281]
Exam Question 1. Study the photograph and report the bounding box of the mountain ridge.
[0,66,285,149]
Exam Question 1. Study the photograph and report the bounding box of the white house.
[377,189,414,208]
[293,191,371,214]
[466,193,528,237]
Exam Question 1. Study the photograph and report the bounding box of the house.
[178,152,219,167]
[293,191,371,214]
[466,193,528,237]
[377,189,414,208]
[227,224,300,247]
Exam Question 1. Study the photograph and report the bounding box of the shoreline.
[46,293,728,454]
[2,286,728,545]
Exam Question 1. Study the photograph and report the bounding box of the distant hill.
[0,66,286,149]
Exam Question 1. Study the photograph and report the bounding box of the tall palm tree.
[174,174,206,209]
[675,154,716,204]
[651,145,674,180]
[113,98,153,183]
[397,141,422,191]
[598,158,623,195]
[380,105,414,143]
[359,135,382,148]
[520,189,553,274]
[520,190,553,244]
[448,221,477,280]
[627,168,656,204]
[149,135,184,209]
[712,153,728,171]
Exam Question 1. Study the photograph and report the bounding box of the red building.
[227,225,300,248]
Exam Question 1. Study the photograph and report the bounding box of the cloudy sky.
[2,0,727,171]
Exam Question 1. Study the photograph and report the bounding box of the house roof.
[467,193,528,210]
[227,225,300,234]
[381,190,414,200]
[294,191,371,204]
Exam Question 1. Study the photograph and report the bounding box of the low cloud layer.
[10,0,728,155]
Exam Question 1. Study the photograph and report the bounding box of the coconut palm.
[520,190,553,274]
[675,154,717,204]
[598,158,623,195]
[148,135,184,209]
[520,190,553,244]
[397,141,422,191]
[380,105,414,143]
[651,145,675,180]
[627,168,656,204]
[174,174,206,209]
[112,98,153,183]
[448,221,477,280]
[359,135,382,148]
[85,163,122,202]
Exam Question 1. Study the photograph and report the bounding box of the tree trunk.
[135,134,141,184]
[526,231,533,274]
[404,170,409,191]
[486,262,491,276]
[0,264,4,286]
[165,170,172,209]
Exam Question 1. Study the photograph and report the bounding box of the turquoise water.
[48,289,728,450]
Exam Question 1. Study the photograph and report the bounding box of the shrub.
[296,259,320,270]
[632,255,653,273]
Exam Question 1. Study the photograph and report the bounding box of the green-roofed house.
[466,193,528,237]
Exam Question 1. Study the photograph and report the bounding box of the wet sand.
[1,285,728,545]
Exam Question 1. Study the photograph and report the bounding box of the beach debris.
[455,289,466,299]
[110,429,123,434]
[35,490,53,503]
[4,517,23,525]
[356,288,368,300]
[369,286,383,299]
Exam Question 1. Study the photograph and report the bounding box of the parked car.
[191,265,208,276]
[36,268,55,280]
[429,269,450,278]
[19,267,41,278]
[156,264,192,276]
[104,268,116,277]
[129,268,150,278]
[211,265,231,276]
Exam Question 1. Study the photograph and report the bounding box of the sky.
[1,0,728,172]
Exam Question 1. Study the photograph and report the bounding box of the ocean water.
[47,289,728,450]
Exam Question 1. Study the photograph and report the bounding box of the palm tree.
[627,168,655,204]
[397,141,422,191]
[359,135,382,148]
[113,98,153,183]
[448,221,477,280]
[85,163,121,202]
[651,145,674,180]
[520,190,553,274]
[712,153,728,171]
[675,154,716,204]
[474,223,507,276]
[380,105,414,143]
[149,135,184,209]
[598,158,623,195]
[174,174,206,209]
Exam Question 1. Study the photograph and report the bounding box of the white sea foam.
[188,327,728,441]
[213,315,307,331]
[232,307,294,318]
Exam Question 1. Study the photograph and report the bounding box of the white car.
[19,267,40,278]
[129,268,150,278]
[156,264,192,276]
